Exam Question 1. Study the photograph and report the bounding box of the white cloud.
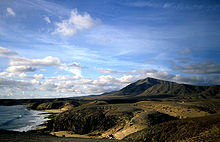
[37,74,139,94]
[0,46,17,57]
[0,72,8,77]
[31,79,41,85]
[53,9,99,36]
[1,47,60,68]
[40,79,57,91]
[9,56,61,67]
[65,68,82,77]
[44,16,51,23]
[59,62,83,77]
[0,72,28,79]
[1,70,220,98]
[51,75,80,81]
[6,66,36,73]
[3,66,219,97]
[18,73,28,78]
[0,72,43,80]
[0,48,62,79]
[33,67,219,96]
[7,8,16,16]
[34,74,44,79]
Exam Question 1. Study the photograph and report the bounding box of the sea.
[0,106,50,132]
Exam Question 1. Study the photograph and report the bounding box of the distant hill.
[96,77,220,99]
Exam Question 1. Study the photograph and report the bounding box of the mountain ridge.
[99,77,220,99]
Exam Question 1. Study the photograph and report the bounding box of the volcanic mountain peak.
[104,77,220,99]
[119,77,170,96]
[135,77,173,85]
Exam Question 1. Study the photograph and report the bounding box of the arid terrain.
[0,77,220,142]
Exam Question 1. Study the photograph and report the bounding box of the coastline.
[0,105,51,132]
[0,106,120,142]
[1,98,219,142]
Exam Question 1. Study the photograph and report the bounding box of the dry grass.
[123,113,220,142]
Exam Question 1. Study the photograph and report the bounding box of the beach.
[0,106,50,132]
[0,105,122,142]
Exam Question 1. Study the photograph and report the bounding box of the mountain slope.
[101,77,220,99]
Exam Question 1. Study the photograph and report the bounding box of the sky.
[0,0,220,98]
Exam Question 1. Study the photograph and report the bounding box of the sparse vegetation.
[0,77,220,141]
[123,113,220,142]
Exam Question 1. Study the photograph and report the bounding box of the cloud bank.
[0,46,220,98]
[172,61,220,74]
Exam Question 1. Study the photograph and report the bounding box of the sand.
[50,131,91,138]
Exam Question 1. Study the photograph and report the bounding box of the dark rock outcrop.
[29,102,64,110]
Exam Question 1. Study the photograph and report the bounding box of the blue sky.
[0,0,220,98]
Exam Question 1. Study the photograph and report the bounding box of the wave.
[12,110,50,132]
[0,106,50,132]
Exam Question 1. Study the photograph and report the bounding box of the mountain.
[99,77,220,99]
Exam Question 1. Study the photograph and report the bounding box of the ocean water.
[0,106,50,132]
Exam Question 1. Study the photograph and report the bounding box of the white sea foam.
[12,110,50,132]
